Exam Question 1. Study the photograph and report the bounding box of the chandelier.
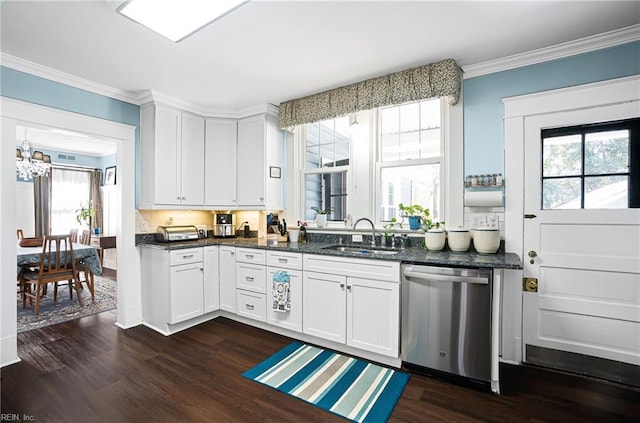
[16,139,51,180]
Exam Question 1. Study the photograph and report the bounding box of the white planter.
[424,230,446,251]
[315,214,327,228]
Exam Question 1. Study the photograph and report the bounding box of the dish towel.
[272,270,291,313]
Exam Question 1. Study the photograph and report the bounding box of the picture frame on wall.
[105,166,116,185]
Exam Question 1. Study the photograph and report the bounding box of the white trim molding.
[463,24,640,79]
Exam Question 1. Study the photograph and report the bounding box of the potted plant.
[75,201,95,229]
[311,206,333,228]
[398,203,429,230]
[423,220,446,251]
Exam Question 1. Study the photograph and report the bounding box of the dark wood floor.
[2,313,639,423]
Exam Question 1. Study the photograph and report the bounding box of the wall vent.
[57,154,76,161]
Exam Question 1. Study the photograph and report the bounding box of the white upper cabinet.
[205,118,237,207]
[236,113,283,210]
[140,103,205,208]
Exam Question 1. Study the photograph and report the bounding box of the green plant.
[422,220,445,231]
[75,201,95,226]
[382,217,402,238]
[311,206,333,215]
[398,203,428,217]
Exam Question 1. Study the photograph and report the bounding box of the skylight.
[117,0,249,42]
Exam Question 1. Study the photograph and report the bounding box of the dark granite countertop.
[136,235,522,270]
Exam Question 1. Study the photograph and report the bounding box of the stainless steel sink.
[323,245,399,255]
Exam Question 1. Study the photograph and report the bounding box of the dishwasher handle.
[403,269,489,285]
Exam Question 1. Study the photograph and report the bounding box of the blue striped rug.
[243,342,410,422]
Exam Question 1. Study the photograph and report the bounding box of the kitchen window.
[50,167,92,233]
[541,117,639,209]
[302,117,350,222]
[377,98,443,223]
[295,97,458,228]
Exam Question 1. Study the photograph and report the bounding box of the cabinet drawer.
[236,248,266,265]
[236,263,266,293]
[237,290,266,322]
[170,248,203,266]
[267,251,302,270]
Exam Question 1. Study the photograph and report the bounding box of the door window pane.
[585,175,628,209]
[585,130,629,175]
[543,134,582,177]
[542,178,581,209]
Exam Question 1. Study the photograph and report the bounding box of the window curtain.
[33,173,52,237]
[90,169,103,231]
[278,58,462,129]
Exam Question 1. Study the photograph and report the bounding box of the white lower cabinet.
[302,254,400,357]
[267,250,303,333]
[303,271,346,343]
[346,277,400,357]
[203,246,220,313]
[219,246,237,313]
[141,247,209,331]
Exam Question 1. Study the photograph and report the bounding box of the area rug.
[16,276,117,333]
[243,341,410,423]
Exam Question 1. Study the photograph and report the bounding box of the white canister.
[447,227,471,252]
[288,228,299,243]
[424,229,446,251]
[472,226,500,254]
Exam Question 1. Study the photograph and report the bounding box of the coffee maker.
[213,213,235,237]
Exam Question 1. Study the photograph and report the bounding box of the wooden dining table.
[16,243,103,277]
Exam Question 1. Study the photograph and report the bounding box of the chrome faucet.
[353,217,376,247]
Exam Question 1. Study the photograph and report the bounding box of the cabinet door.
[219,246,236,313]
[302,271,346,343]
[267,267,303,333]
[203,246,219,313]
[236,115,265,206]
[169,262,204,324]
[155,107,181,205]
[205,119,237,207]
[180,113,205,205]
[347,277,400,357]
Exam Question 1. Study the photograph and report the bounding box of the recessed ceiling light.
[117,0,249,42]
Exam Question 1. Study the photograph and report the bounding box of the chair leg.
[72,276,84,307]
[68,280,73,299]
[88,272,95,302]
[34,282,42,315]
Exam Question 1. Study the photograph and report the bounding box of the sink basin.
[323,245,399,255]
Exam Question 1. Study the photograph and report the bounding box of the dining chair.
[75,229,95,302]
[69,228,78,243]
[20,234,84,315]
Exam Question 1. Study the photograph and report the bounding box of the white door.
[236,115,265,206]
[154,106,181,205]
[203,246,219,313]
[219,246,236,313]
[205,118,237,207]
[302,271,346,343]
[169,263,204,324]
[266,267,303,333]
[347,277,399,357]
[522,105,640,367]
[180,112,205,205]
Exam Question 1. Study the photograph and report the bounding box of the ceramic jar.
[472,226,500,254]
[424,229,446,251]
[447,227,471,252]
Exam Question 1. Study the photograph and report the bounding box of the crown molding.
[1,53,140,104]
[462,24,640,79]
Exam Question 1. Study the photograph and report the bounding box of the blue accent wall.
[463,41,640,176]
[1,66,140,199]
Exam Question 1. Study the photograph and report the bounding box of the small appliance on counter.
[154,225,199,242]
[213,213,235,238]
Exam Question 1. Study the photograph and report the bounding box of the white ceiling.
[1,1,639,155]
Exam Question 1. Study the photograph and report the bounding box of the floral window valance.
[278,58,461,129]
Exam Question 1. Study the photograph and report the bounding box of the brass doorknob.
[528,250,537,258]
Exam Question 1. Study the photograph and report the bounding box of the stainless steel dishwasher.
[401,264,492,387]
